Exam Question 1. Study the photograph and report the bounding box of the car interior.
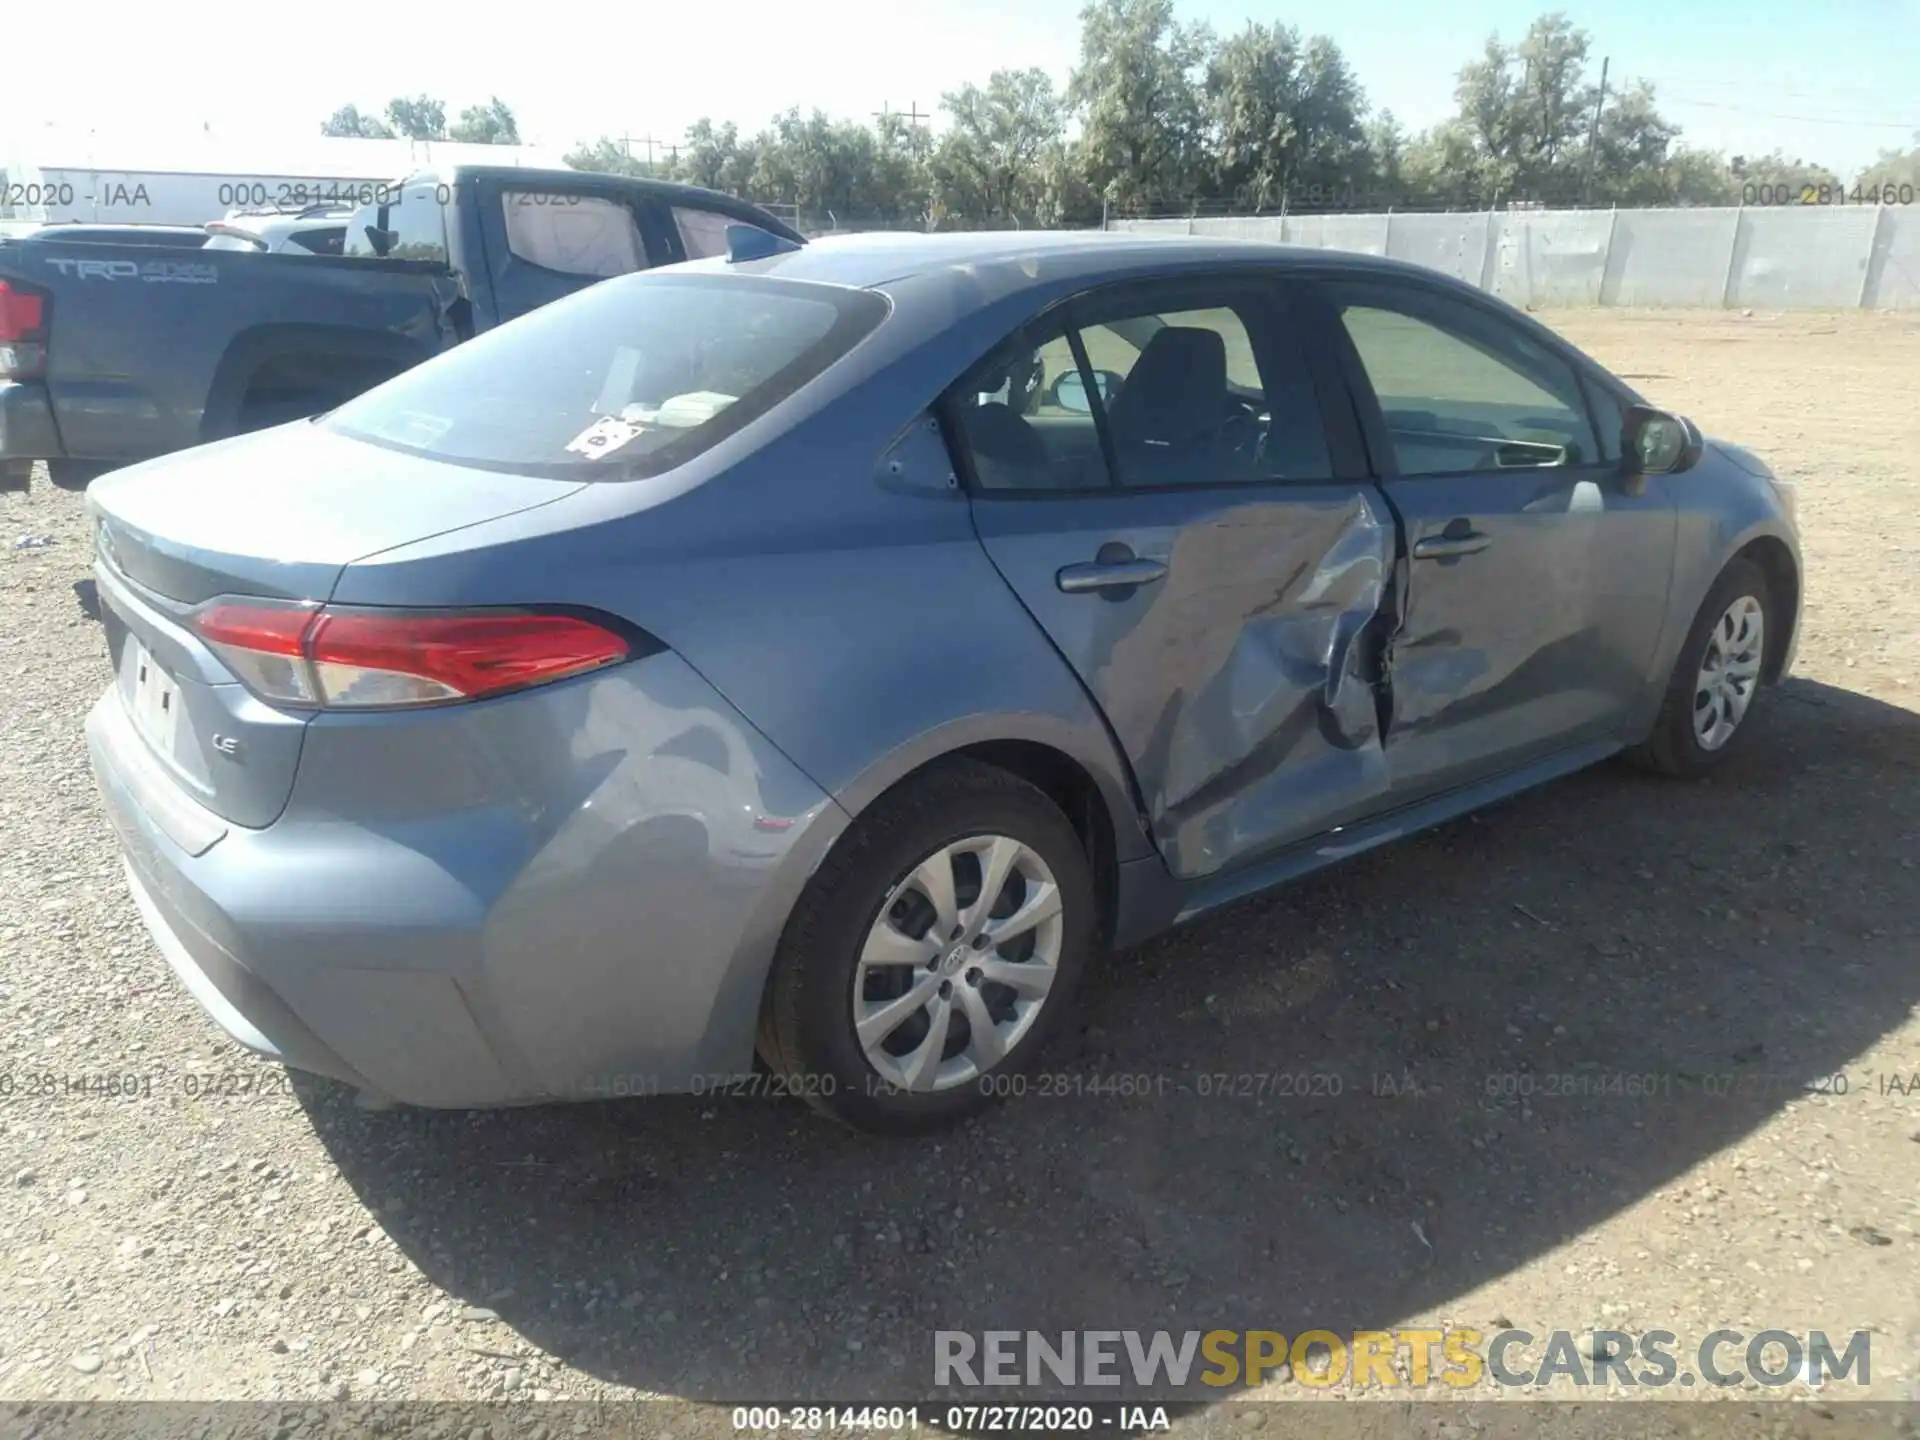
[952,304,1329,491]
[1339,301,1601,473]
[950,290,1603,491]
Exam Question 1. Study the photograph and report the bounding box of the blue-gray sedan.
[84,231,1802,1133]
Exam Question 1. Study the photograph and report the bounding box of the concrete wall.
[1107,204,1920,310]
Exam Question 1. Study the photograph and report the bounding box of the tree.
[1034,139,1103,227]
[1855,133,1920,193]
[1204,23,1369,208]
[1393,12,1748,209]
[1586,80,1686,204]
[1662,146,1740,206]
[385,96,448,142]
[747,109,852,218]
[1443,13,1599,201]
[320,105,395,140]
[1068,0,1212,212]
[449,97,520,145]
[931,69,1066,224]
[869,112,935,226]
[564,139,655,177]
[1401,122,1482,205]
[1728,150,1844,199]
[308,12,1867,227]
[675,119,757,194]
[1362,110,1407,198]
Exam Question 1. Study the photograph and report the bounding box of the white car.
[203,208,349,255]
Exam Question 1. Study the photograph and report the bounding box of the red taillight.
[190,599,637,709]
[0,280,44,341]
[0,280,48,380]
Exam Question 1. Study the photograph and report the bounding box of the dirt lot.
[1,308,1917,1426]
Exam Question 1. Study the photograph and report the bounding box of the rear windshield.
[323,273,888,479]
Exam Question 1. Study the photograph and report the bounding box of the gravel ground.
[2,309,1917,1427]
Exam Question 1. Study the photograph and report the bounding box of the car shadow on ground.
[301,677,1920,1402]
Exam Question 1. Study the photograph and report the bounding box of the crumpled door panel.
[972,484,1397,883]
[1148,491,1393,875]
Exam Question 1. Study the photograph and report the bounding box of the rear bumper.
[86,655,850,1108]
[0,381,63,484]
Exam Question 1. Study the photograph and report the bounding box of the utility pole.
[616,133,662,167]
[1582,56,1610,205]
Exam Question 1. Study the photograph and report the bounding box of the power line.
[1657,94,1920,129]
[1651,73,1914,105]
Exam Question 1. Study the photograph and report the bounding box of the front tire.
[758,760,1098,1135]
[1630,557,1772,777]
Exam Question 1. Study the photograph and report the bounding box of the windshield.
[323,273,886,480]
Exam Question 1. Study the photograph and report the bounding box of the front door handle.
[1056,557,1169,593]
[1412,531,1492,560]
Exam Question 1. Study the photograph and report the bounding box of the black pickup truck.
[0,166,803,490]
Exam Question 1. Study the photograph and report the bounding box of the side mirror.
[1623,406,1704,476]
[1051,369,1124,415]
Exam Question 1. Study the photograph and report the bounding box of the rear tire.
[47,460,110,492]
[758,759,1098,1135]
[1629,557,1772,777]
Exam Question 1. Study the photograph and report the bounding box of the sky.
[3,0,1914,183]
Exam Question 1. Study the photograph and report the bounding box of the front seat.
[958,401,1051,491]
[1102,327,1245,485]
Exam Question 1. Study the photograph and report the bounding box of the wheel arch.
[830,717,1155,950]
[1638,511,1802,740]
[706,714,1155,1078]
[936,737,1123,948]
[1732,533,1800,682]
[200,323,433,442]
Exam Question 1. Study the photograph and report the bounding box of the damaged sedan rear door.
[955,274,1401,882]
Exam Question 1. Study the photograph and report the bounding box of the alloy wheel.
[1693,594,1765,751]
[853,834,1064,1092]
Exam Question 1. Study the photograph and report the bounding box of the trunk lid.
[88,421,586,828]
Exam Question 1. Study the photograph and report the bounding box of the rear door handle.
[1056,558,1169,593]
[1411,531,1491,560]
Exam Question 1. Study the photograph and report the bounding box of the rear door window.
[946,280,1332,492]
[673,207,738,261]
[324,274,888,480]
[502,191,647,278]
